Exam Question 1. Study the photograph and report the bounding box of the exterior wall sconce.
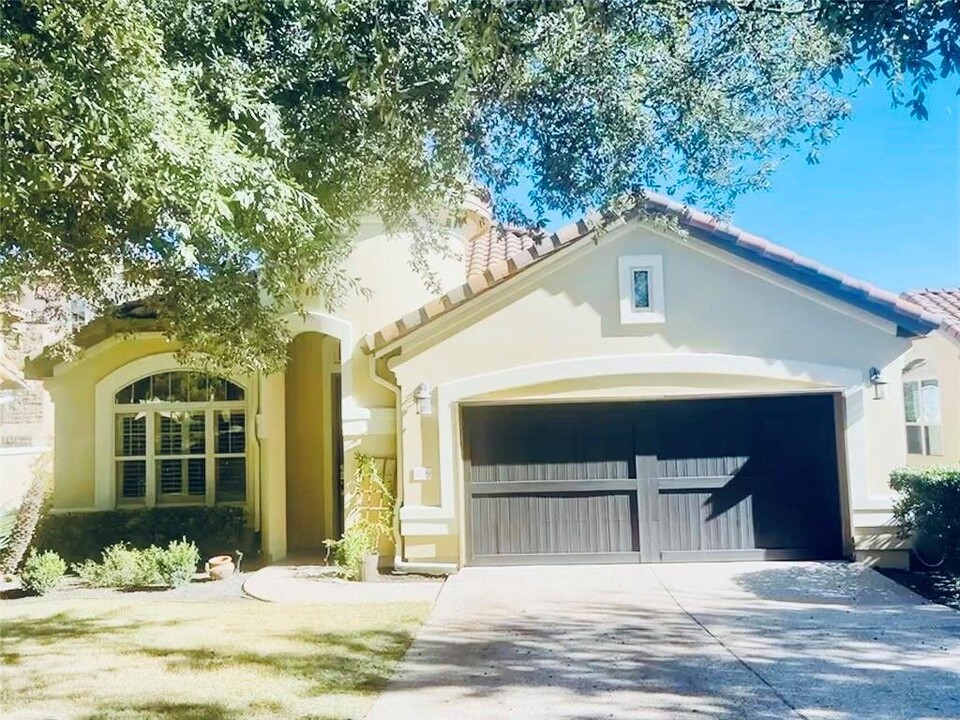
[869,367,887,400]
[414,382,433,416]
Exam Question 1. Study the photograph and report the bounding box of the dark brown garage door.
[463,395,844,565]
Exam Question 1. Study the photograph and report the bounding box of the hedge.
[32,506,258,566]
[890,466,960,570]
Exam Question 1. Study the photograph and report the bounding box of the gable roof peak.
[363,192,942,354]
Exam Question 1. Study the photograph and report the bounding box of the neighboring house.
[900,289,960,467]
[28,192,949,570]
[0,306,55,510]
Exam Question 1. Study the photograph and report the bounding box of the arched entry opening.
[284,331,343,552]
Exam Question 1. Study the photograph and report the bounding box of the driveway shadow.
[368,563,960,720]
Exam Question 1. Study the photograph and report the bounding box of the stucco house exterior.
[27,192,954,571]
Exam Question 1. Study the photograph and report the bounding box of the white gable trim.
[641,222,899,336]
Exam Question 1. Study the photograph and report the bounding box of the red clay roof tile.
[901,289,960,345]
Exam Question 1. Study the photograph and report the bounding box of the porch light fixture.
[414,382,433,416]
[869,367,887,400]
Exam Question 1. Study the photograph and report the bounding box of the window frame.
[903,377,942,457]
[95,354,254,510]
[618,255,666,324]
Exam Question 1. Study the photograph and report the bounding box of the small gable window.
[632,269,651,309]
[619,255,665,324]
[113,371,248,506]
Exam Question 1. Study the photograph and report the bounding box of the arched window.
[113,371,247,506]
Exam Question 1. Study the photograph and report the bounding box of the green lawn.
[1,597,430,720]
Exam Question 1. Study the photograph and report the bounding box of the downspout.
[368,352,457,575]
[253,372,264,534]
[367,353,405,568]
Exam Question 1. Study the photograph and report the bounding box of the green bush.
[20,549,66,595]
[74,543,157,588]
[891,466,960,569]
[156,539,200,588]
[33,506,254,566]
[73,539,201,589]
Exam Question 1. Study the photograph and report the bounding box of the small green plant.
[156,538,200,588]
[20,549,66,595]
[324,527,369,580]
[354,452,396,550]
[324,452,397,580]
[74,543,151,588]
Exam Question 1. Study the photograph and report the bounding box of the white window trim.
[94,353,255,509]
[618,255,665,324]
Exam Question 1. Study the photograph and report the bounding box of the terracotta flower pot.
[206,555,235,581]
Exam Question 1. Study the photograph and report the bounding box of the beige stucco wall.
[385,222,915,566]
[903,332,960,467]
[45,335,177,509]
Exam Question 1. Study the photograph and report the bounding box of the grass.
[0,597,430,720]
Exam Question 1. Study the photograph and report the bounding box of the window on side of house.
[903,378,942,456]
[618,255,665,324]
[113,371,247,506]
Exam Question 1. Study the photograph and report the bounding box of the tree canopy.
[2,0,957,371]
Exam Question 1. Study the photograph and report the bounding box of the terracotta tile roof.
[465,225,544,278]
[362,192,942,353]
[901,289,960,345]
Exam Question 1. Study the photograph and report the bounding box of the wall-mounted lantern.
[414,382,433,416]
[869,367,887,400]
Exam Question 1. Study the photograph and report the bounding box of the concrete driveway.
[366,562,960,720]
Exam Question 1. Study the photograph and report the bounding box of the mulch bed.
[879,566,960,611]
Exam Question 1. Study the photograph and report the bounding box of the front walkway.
[365,562,960,720]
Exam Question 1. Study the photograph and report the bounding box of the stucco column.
[258,372,287,563]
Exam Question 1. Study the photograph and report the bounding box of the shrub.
[74,543,157,588]
[20,549,66,595]
[891,467,960,569]
[156,539,200,588]
[33,505,253,566]
[0,453,52,574]
[74,539,201,589]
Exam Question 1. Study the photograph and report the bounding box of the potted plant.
[324,452,396,582]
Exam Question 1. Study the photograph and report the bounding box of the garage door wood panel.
[471,493,638,557]
[463,396,843,565]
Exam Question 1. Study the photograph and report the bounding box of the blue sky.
[514,80,959,294]
[731,80,959,293]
